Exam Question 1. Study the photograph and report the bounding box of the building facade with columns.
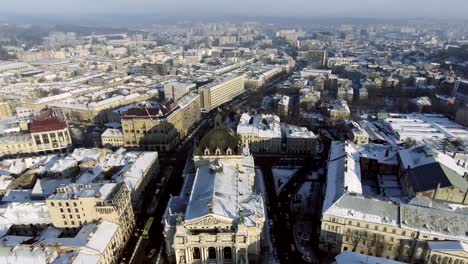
[163,114,265,264]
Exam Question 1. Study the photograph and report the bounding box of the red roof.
[29,109,67,133]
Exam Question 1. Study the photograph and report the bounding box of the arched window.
[208,247,216,260]
[343,247,348,251]
[226,148,232,155]
[204,148,210,155]
[193,247,200,259]
[224,247,232,259]
[215,148,221,155]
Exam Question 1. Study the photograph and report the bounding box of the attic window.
[204,148,210,155]
[215,148,221,155]
[226,148,232,155]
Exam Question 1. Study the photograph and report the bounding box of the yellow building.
[237,113,282,153]
[0,101,13,118]
[122,93,200,151]
[46,182,135,243]
[199,75,244,112]
[320,194,468,263]
[320,141,468,263]
[101,128,124,147]
[0,108,72,157]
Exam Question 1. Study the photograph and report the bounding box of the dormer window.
[226,148,232,155]
[204,148,210,155]
[215,148,221,155]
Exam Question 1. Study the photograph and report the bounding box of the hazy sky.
[2,0,467,19]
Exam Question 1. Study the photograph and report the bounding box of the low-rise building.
[101,128,124,147]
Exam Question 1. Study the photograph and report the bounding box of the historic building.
[0,108,72,157]
[237,113,282,153]
[163,113,265,264]
[319,141,468,263]
[121,92,200,151]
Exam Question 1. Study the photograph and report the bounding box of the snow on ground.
[271,167,298,195]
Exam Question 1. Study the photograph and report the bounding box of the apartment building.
[164,81,196,102]
[199,75,244,112]
[46,182,135,242]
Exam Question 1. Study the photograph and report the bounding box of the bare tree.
[346,229,368,252]
[373,234,386,257]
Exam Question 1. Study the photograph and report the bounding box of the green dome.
[195,127,240,156]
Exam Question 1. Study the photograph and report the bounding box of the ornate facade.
[163,113,265,264]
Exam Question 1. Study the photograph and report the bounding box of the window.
[224,247,232,260]
[73,202,77,206]
[50,202,55,207]
[58,202,62,206]
[67,208,71,213]
[208,247,216,260]
[75,208,79,213]
[64,221,67,225]
[71,221,75,225]
[193,247,201,259]
[62,215,65,219]
[66,202,69,207]
[60,208,64,213]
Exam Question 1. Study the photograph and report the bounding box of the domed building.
[195,112,241,156]
[163,112,265,264]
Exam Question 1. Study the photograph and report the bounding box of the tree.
[372,234,386,257]
[346,229,368,252]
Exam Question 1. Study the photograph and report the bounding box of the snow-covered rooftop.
[237,113,281,139]
[184,154,264,227]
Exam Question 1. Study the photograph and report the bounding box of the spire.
[214,110,223,129]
